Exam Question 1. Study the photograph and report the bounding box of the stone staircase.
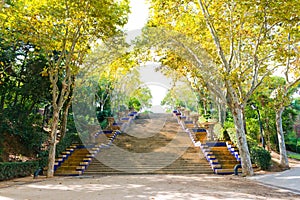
[201,141,241,175]
[84,146,213,175]
[83,113,213,175]
[54,112,244,176]
[54,142,106,176]
[54,146,91,176]
[212,146,241,174]
[182,121,242,175]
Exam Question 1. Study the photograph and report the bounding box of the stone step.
[55,113,216,176]
[83,170,214,175]
[85,166,212,171]
[55,170,82,176]
[214,168,242,175]
[208,143,241,172]
[87,163,211,169]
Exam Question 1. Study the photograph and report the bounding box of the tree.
[1,0,129,177]
[0,32,54,161]
[147,0,300,175]
[271,42,300,168]
[83,41,140,118]
[129,86,152,111]
[249,75,299,167]
[161,81,198,112]
[261,0,300,167]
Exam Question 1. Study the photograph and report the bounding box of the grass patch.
[287,152,300,160]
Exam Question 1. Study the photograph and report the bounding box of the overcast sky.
[124,0,149,31]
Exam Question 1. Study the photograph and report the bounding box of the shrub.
[222,130,231,141]
[250,145,271,170]
[286,143,300,154]
[0,161,39,181]
[36,150,48,169]
[223,121,237,144]
[285,131,300,153]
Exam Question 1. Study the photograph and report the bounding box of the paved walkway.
[248,163,300,194]
[1,173,300,200]
[1,163,300,200]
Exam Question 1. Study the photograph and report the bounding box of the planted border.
[0,161,38,181]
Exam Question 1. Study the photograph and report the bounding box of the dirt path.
[0,174,300,200]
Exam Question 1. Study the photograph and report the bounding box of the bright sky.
[139,63,172,113]
[124,1,170,112]
[124,0,149,31]
[147,85,167,105]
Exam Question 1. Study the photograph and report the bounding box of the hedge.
[0,161,39,181]
[286,143,300,154]
[250,146,271,170]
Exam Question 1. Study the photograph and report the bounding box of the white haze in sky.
[124,1,170,112]
[124,0,149,31]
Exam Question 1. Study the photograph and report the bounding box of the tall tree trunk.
[0,93,5,112]
[275,107,289,168]
[231,104,254,176]
[60,75,74,139]
[47,66,72,177]
[265,117,272,151]
[218,102,226,126]
[100,103,104,112]
[46,108,59,178]
[242,108,248,135]
[60,96,72,139]
[203,100,207,115]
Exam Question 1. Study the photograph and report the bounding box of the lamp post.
[251,104,265,149]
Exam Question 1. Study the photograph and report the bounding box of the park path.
[1,174,300,200]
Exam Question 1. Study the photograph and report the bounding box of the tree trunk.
[46,108,59,178]
[100,103,104,112]
[275,107,289,168]
[242,108,248,135]
[231,104,254,176]
[218,103,226,126]
[265,117,272,151]
[0,93,5,112]
[46,67,72,177]
[60,96,72,139]
[203,100,207,115]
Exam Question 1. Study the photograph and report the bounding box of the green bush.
[286,143,300,154]
[128,97,141,111]
[37,150,49,169]
[0,161,39,181]
[222,130,231,141]
[250,145,271,170]
[285,131,300,153]
[0,109,49,156]
[223,121,237,144]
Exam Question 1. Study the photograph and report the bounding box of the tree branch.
[226,2,235,66]
[197,0,229,71]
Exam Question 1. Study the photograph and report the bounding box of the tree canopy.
[1,0,130,177]
[146,0,300,175]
